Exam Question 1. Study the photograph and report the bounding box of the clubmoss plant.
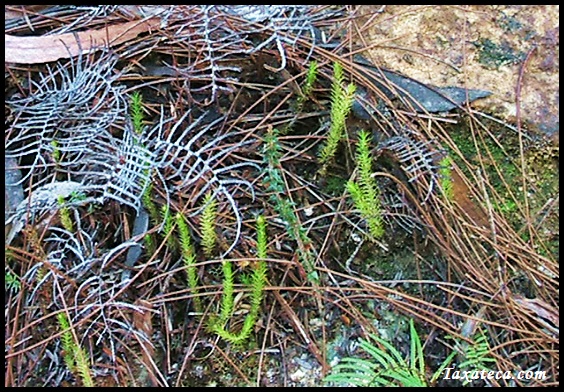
[303,60,318,97]
[50,139,61,164]
[217,260,236,326]
[210,216,268,345]
[142,181,160,226]
[296,60,318,109]
[319,61,356,174]
[176,212,202,312]
[56,312,94,387]
[130,91,145,135]
[283,60,320,135]
[131,92,158,254]
[200,192,218,258]
[161,204,177,252]
[346,130,384,240]
[57,195,74,232]
[263,126,318,283]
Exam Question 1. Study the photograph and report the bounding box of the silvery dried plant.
[377,131,443,204]
[161,5,344,104]
[218,5,342,67]
[143,109,259,256]
[381,191,424,234]
[6,52,126,187]
[48,6,122,34]
[6,49,257,257]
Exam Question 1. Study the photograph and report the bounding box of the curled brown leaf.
[5,17,161,64]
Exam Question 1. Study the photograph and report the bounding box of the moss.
[447,123,524,225]
[447,120,558,260]
[497,14,522,33]
[473,38,525,69]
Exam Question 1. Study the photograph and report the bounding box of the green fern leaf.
[325,320,428,387]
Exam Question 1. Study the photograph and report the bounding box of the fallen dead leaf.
[5,17,161,64]
[5,5,54,20]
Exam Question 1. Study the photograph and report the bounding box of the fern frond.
[5,270,21,292]
[409,318,426,378]
[325,320,428,387]
[377,133,442,203]
[458,330,496,374]
[6,53,125,187]
[200,192,218,257]
[145,110,257,257]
